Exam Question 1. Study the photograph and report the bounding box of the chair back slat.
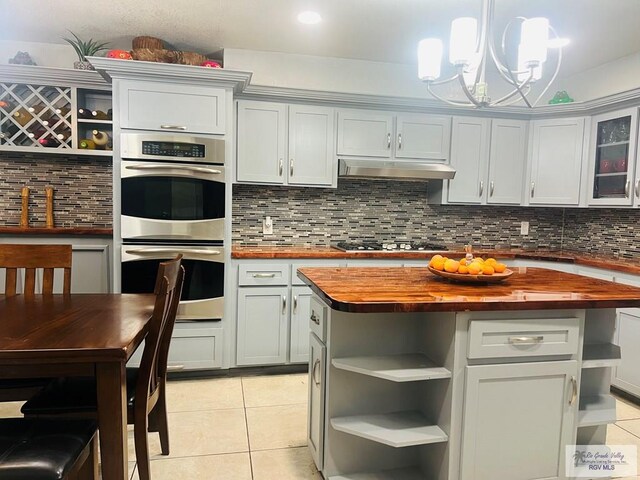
[135,255,184,418]
[0,244,72,296]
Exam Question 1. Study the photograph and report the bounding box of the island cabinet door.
[290,286,313,363]
[308,332,326,471]
[460,360,578,480]
[236,287,288,365]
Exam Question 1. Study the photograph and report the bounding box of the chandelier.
[417,0,567,108]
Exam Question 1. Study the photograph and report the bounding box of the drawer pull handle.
[167,364,185,372]
[635,179,640,199]
[279,158,284,176]
[530,182,535,198]
[387,133,391,149]
[310,311,320,325]
[479,180,484,197]
[282,295,287,314]
[293,295,298,314]
[569,375,577,406]
[253,273,276,278]
[160,125,187,130]
[312,359,321,386]
[397,133,402,150]
[290,158,294,176]
[508,335,544,345]
[489,181,494,197]
[625,179,631,198]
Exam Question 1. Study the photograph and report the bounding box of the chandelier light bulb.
[520,17,549,66]
[297,11,322,24]
[418,38,443,81]
[517,44,543,82]
[449,17,478,66]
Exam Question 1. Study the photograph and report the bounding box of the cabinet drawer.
[468,317,580,359]
[309,296,328,342]
[168,327,224,371]
[238,264,290,286]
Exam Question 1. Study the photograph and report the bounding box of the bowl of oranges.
[428,254,513,283]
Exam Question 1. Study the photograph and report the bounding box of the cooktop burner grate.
[333,240,447,252]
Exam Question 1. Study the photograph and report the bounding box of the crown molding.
[87,57,252,92]
[0,64,109,90]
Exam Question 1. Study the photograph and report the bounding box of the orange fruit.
[482,264,495,275]
[459,258,467,266]
[432,259,445,271]
[444,259,460,273]
[485,258,497,266]
[474,257,485,264]
[458,264,469,274]
[467,263,482,275]
[429,254,443,267]
[494,263,507,273]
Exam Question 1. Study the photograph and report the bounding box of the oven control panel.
[142,141,205,158]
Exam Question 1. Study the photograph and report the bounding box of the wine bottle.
[54,106,71,117]
[107,108,113,120]
[77,108,93,119]
[13,108,33,127]
[91,110,109,120]
[27,104,47,116]
[79,139,96,149]
[0,100,15,112]
[1,123,20,141]
[38,136,61,148]
[92,129,110,148]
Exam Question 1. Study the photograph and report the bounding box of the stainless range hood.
[338,159,456,181]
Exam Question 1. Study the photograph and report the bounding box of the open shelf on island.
[582,343,621,368]
[578,394,617,427]
[332,354,451,382]
[328,467,424,480]
[331,411,448,448]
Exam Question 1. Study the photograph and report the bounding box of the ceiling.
[3,0,640,79]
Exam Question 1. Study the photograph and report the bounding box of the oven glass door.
[121,246,224,321]
[121,161,225,241]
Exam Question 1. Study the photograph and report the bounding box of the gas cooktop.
[333,240,447,252]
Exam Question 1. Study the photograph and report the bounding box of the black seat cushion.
[0,418,96,480]
[0,378,51,389]
[21,368,139,416]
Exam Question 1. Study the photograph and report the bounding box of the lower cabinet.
[290,286,313,363]
[307,332,326,470]
[613,310,640,397]
[461,360,578,480]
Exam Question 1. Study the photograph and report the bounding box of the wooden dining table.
[0,293,154,480]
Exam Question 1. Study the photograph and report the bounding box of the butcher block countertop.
[0,227,112,236]
[296,266,640,313]
[232,245,640,275]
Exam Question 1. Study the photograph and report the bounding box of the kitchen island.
[297,266,640,480]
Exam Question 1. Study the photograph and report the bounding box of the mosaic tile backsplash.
[233,180,640,259]
[0,152,112,228]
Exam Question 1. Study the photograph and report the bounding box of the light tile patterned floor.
[2,375,640,479]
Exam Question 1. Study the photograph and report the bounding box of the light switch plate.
[520,221,529,235]
[263,216,273,235]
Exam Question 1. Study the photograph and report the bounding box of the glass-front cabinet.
[588,108,638,205]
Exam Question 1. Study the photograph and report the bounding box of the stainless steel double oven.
[120,132,226,321]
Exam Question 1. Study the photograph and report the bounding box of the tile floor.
[1,373,639,479]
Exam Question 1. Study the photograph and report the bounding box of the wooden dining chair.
[22,255,185,480]
[0,244,73,402]
[0,244,72,296]
[0,418,98,480]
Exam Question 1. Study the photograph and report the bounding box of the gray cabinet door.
[336,110,393,158]
[447,117,490,204]
[529,118,585,205]
[290,285,313,363]
[237,286,288,365]
[288,105,335,186]
[308,332,326,471]
[461,360,578,480]
[237,100,287,184]
[488,119,527,204]
[613,311,640,397]
[395,113,451,160]
[118,80,225,134]
[70,245,111,293]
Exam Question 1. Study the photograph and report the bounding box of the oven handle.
[125,248,222,256]
[125,164,223,175]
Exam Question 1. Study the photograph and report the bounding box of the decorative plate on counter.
[428,266,514,283]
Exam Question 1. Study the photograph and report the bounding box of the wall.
[0,40,77,69]
[0,152,112,228]
[232,181,640,259]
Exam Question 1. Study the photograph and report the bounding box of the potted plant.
[63,31,110,70]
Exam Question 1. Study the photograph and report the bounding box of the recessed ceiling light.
[297,11,322,25]
[548,38,570,48]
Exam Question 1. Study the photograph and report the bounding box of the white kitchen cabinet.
[117,79,225,134]
[587,108,638,206]
[446,117,527,205]
[237,100,335,186]
[528,117,586,205]
[337,109,451,161]
[290,285,313,363]
[460,360,578,480]
[613,310,640,397]
[308,331,326,470]
[236,286,288,365]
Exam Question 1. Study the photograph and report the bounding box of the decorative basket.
[180,51,207,66]
[132,36,164,50]
[131,48,181,63]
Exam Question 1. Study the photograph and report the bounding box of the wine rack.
[0,67,112,156]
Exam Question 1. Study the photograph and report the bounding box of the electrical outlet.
[520,221,529,235]
[263,216,273,235]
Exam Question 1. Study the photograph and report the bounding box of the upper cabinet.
[447,117,527,205]
[336,109,451,161]
[527,117,587,206]
[587,108,638,206]
[117,80,226,134]
[236,100,336,187]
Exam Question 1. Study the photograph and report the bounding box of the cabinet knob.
[310,311,320,325]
